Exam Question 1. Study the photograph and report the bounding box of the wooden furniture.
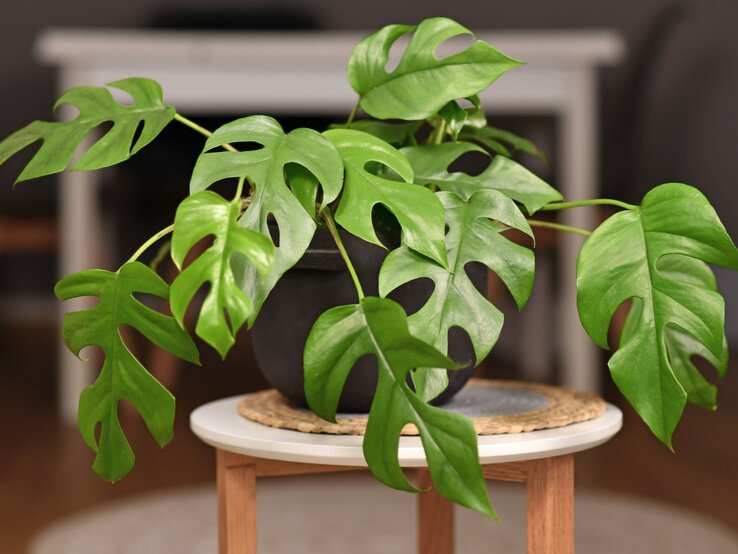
[190,395,622,554]
[34,29,625,422]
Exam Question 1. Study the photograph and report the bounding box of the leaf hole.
[464,261,490,297]
[434,33,474,61]
[384,35,410,73]
[266,214,280,247]
[223,141,264,152]
[130,119,146,151]
[447,149,489,177]
[132,291,166,309]
[109,87,136,107]
[446,325,476,368]
[370,204,401,246]
[386,276,434,316]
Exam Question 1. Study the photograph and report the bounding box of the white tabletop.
[190,395,622,467]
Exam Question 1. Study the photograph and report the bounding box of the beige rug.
[31,473,738,554]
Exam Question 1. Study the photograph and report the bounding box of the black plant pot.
[251,227,485,413]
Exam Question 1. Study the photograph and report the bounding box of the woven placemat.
[238,379,605,435]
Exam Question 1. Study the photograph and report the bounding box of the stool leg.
[417,469,454,554]
[526,455,574,554]
[217,450,257,554]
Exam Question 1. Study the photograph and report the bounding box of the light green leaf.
[340,120,423,147]
[380,190,534,400]
[0,78,174,182]
[303,296,494,518]
[461,126,547,161]
[55,262,199,482]
[348,17,522,120]
[190,116,344,319]
[170,191,274,358]
[403,141,561,214]
[324,128,448,267]
[577,183,738,447]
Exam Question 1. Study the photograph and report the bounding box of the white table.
[191,395,622,554]
[35,29,625,422]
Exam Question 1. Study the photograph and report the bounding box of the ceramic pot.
[251,227,484,412]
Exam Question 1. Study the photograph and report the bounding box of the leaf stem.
[127,224,175,264]
[233,176,245,203]
[346,101,361,127]
[527,219,591,237]
[174,113,238,153]
[434,120,447,145]
[540,198,638,212]
[321,208,365,300]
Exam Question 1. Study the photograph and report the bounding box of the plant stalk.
[540,198,638,211]
[345,101,361,127]
[434,120,447,145]
[527,219,592,237]
[127,224,175,264]
[321,208,365,300]
[174,113,238,153]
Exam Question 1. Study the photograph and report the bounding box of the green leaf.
[190,116,344,319]
[340,120,423,147]
[303,296,494,518]
[55,262,199,482]
[348,17,522,120]
[461,126,547,161]
[0,78,174,182]
[286,164,320,218]
[379,190,534,400]
[324,128,448,267]
[403,141,561,214]
[170,191,274,358]
[576,183,738,447]
[438,101,469,141]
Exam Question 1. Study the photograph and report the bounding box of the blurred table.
[35,29,625,423]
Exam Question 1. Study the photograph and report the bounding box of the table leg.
[417,469,454,554]
[217,450,257,554]
[526,455,574,554]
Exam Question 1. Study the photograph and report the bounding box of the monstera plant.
[1,17,736,518]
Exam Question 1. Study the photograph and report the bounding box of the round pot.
[251,228,485,413]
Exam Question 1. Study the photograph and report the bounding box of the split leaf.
[577,183,738,447]
[0,78,174,182]
[348,17,521,120]
[190,116,344,319]
[380,190,534,400]
[55,262,199,482]
[304,296,494,518]
[324,128,448,267]
[170,191,274,358]
[403,141,561,214]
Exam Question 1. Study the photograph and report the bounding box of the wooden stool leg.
[217,450,257,554]
[417,469,454,554]
[526,455,574,554]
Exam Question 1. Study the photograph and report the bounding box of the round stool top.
[191,395,622,467]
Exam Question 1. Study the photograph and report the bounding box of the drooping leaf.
[170,191,274,358]
[303,296,494,518]
[576,183,738,447]
[379,190,534,400]
[190,116,344,319]
[0,78,174,182]
[348,17,522,120]
[623,254,728,410]
[461,126,547,161]
[324,128,448,267]
[403,141,561,214]
[55,262,200,482]
[285,164,320,218]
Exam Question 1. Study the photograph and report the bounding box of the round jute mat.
[238,379,605,435]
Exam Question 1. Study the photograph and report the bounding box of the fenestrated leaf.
[403,141,561,214]
[55,262,200,482]
[379,190,534,400]
[348,17,522,120]
[190,116,344,320]
[303,296,494,518]
[461,126,547,161]
[324,128,447,267]
[623,254,728,410]
[577,183,738,447]
[0,78,174,182]
[170,191,274,358]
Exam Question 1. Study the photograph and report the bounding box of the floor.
[1,321,736,553]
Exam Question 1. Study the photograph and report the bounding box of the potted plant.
[1,16,735,518]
